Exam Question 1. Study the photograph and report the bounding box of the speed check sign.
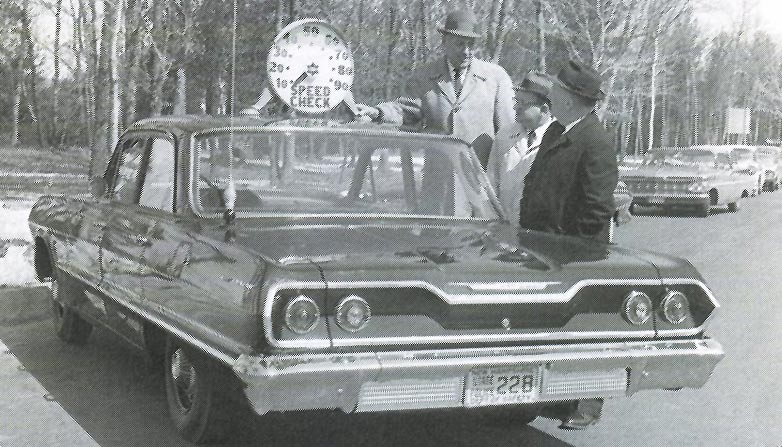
[266,19,355,114]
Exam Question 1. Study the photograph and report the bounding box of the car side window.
[112,138,148,204]
[139,138,176,212]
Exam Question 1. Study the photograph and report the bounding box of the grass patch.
[0,146,91,199]
[0,145,91,175]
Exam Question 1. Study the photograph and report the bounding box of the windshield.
[733,148,753,162]
[193,130,500,220]
[643,150,719,168]
[756,149,778,161]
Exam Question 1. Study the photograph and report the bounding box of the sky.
[693,0,782,42]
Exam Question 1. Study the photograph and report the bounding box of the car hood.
[622,165,709,179]
[222,220,680,286]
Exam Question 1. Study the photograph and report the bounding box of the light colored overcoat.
[376,57,515,149]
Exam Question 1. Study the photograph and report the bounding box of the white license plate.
[464,366,540,407]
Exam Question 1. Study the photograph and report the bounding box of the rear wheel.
[727,200,740,212]
[695,203,710,218]
[50,270,93,345]
[164,337,243,444]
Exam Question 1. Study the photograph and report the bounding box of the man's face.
[515,91,546,129]
[549,82,571,118]
[442,34,475,67]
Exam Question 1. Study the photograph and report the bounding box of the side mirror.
[90,176,106,198]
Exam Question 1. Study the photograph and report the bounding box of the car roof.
[129,114,471,147]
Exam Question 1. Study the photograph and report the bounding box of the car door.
[100,133,174,344]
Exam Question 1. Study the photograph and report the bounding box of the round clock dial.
[267,19,354,115]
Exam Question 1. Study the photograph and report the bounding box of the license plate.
[648,198,665,204]
[464,366,540,407]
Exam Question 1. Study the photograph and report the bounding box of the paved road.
[1,191,781,446]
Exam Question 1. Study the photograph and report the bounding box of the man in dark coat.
[519,60,617,244]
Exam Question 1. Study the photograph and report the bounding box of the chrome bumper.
[633,193,709,206]
[232,338,723,415]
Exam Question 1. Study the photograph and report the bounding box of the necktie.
[526,130,536,152]
[454,67,462,97]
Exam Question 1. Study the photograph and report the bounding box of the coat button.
[453,106,460,114]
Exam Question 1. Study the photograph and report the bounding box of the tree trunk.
[174,67,187,115]
[383,1,399,99]
[12,82,21,147]
[647,27,660,152]
[107,0,124,153]
[536,0,546,71]
[52,0,63,146]
[20,2,45,147]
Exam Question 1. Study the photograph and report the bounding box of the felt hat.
[514,71,553,102]
[438,10,481,39]
[554,60,606,100]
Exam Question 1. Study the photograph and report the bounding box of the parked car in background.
[622,146,755,217]
[613,180,633,226]
[29,116,724,444]
[718,145,765,196]
[754,145,782,191]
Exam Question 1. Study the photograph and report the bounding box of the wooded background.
[1,0,781,176]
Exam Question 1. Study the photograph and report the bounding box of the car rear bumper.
[232,338,724,415]
[633,193,709,207]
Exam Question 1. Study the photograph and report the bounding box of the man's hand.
[354,103,381,121]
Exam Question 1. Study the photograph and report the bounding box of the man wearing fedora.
[487,71,564,227]
[355,9,515,167]
[519,60,617,246]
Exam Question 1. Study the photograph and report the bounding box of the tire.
[727,200,740,212]
[164,337,241,444]
[695,203,710,218]
[50,270,93,345]
[628,202,636,216]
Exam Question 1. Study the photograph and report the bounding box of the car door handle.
[135,235,151,247]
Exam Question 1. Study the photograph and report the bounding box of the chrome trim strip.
[102,290,237,366]
[263,278,719,349]
[450,281,562,291]
[58,261,237,366]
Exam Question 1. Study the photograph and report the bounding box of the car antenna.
[223,0,238,233]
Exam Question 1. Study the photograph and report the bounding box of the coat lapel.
[456,63,485,104]
[431,58,456,105]
[536,120,567,158]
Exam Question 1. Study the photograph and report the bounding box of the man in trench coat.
[355,9,515,168]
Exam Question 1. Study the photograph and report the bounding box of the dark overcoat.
[519,113,617,243]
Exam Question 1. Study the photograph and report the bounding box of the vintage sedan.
[755,145,782,191]
[720,145,765,196]
[30,116,723,444]
[622,146,755,217]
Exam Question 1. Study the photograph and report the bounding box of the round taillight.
[661,290,689,324]
[335,295,371,332]
[284,295,320,334]
[622,291,652,325]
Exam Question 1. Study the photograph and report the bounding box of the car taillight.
[660,290,689,324]
[284,295,321,334]
[622,291,652,325]
[335,295,371,332]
